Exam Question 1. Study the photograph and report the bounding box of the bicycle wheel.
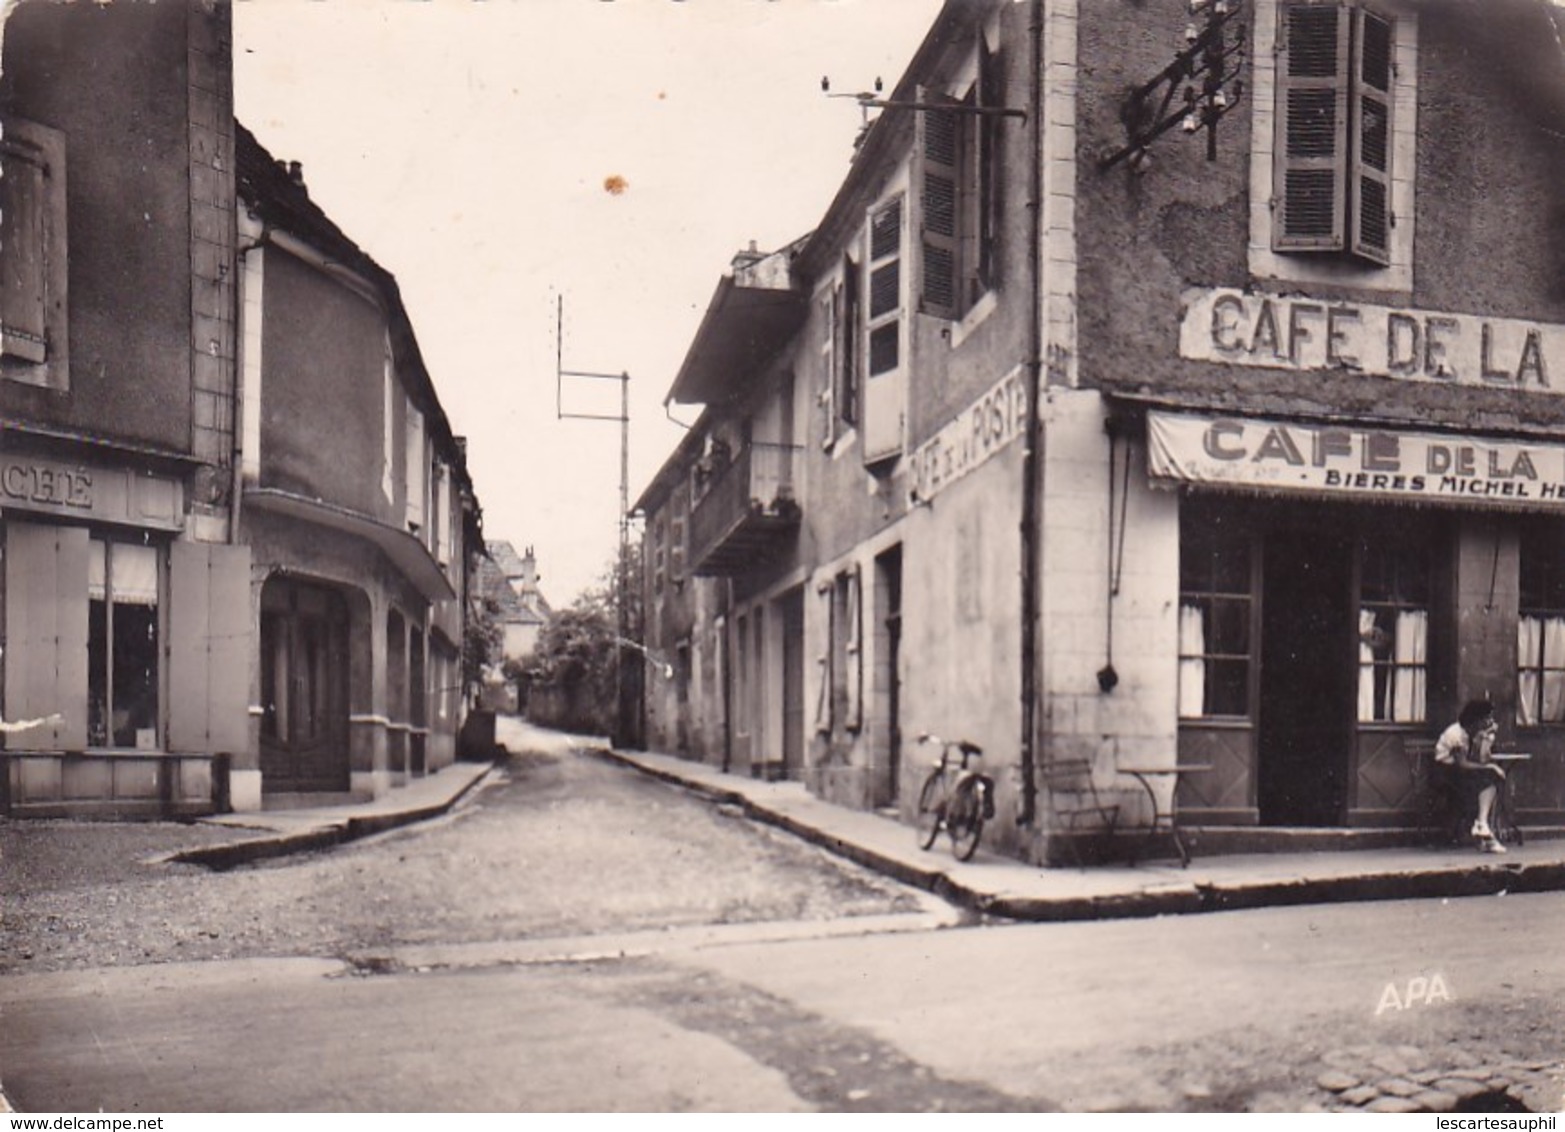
[916,771,943,850]
[948,781,984,862]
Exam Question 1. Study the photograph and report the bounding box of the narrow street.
[1,724,1562,1112]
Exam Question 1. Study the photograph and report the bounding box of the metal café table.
[1118,763,1212,867]
[1490,751,1531,847]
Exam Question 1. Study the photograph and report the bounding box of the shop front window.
[1357,542,1427,723]
[1518,530,1565,726]
[1178,524,1253,719]
[88,538,160,748]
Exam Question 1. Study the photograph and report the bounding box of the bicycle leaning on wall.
[914,733,995,862]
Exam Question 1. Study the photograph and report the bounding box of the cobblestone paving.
[1310,1045,1564,1113]
[0,746,923,974]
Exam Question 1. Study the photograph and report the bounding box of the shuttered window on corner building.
[1349,6,1393,265]
[1273,1,1394,266]
[1,117,67,383]
[918,94,961,320]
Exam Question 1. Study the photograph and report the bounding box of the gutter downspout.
[1018,0,1045,831]
[231,220,267,547]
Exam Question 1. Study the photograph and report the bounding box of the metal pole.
[617,370,631,749]
[556,296,635,746]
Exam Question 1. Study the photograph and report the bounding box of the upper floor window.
[1274,2,1393,265]
[669,487,687,586]
[405,401,426,534]
[1,116,68,389]
[916,38,1003,320]
[866,198,903,379]
[861,195,906,467]
[432,461,451,568]
[819,251,861,449]
[381,347,396,503]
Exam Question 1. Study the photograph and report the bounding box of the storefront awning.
[1143,408,1565,514]
[665,276,807,407]
[244,488,456,603]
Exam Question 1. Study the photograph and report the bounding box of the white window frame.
[1248,0,1417,294]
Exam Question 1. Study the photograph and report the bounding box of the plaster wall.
[0,0,200,451]
[896,445,1024,843]
[1038,389,1182,831]
[259,249,391,518]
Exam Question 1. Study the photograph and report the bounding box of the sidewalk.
[593,745,1565,922]
[157,759,495,870]
[133,730,1565,919]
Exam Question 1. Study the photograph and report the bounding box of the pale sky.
[233,0,943,604]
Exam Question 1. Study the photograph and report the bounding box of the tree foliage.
[516,540,642,734]
[463,595,504,696]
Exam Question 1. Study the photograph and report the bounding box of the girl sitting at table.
[1433,699,1507,854]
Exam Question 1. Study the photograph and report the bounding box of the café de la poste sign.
[1165,288,1565,508]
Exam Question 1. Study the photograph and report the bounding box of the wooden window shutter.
[1349,5,1394,265]
[0,140,50,364]
[977,38,1004,294]
[845,566,863,732]
[4,522,88,749]
[819,290,837,448]
[839,253,860,428]
[813,581,833,734]
[168,542,253,754]
[1273,2,1350,252]
[917,92,960,318]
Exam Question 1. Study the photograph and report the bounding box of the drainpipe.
[1018,0,1045,830]
[230,222,266,546]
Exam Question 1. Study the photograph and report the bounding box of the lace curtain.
[1358,608,1427,723]
[1518,615,1565,725]
[1178,603,1206,718]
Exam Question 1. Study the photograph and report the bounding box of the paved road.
[2,723,1562,1112]
[1,724,929,975]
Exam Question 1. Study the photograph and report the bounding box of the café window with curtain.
[1178,522,1253,720]
[88,536,160,749]
[1518,528,1565,726]
[1357,541,1427,723]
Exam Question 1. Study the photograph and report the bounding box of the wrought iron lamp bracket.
[1099,0,1249,173]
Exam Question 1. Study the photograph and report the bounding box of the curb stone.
[590,746,1565,924]
[158,763,496,870]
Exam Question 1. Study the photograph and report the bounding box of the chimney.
[518,546,539,600]
[287,160,307,192]
[730,240,763,271]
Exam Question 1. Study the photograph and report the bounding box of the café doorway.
[1257,523,1356,826]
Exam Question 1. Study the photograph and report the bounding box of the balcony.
[689,441,801,576]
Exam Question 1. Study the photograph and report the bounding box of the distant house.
[476,541,551,710]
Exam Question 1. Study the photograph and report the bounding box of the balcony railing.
[689,441,801,576]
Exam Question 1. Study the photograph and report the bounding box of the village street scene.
[1,0,1565,1117]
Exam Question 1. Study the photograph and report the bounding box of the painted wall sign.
[0,454,184,529]
[1180,287,1564,392]
[1147,410,1565,509]
[908,366,1028,506]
